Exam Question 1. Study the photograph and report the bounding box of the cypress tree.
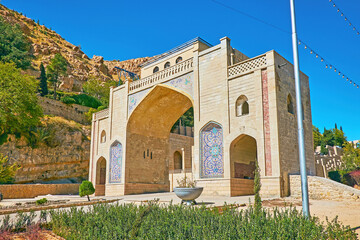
[39,63,48,96]
[254,160,262,213]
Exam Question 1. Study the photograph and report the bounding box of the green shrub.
[48,203,357,240]
[36,198,48,205]
[79,181,95,201]
[60,96,77,105]
[71,94,102,108]
[328,171,341,183]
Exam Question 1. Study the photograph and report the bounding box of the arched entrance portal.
[125,85,193,194]
[95,157,106,196]
[229,134,257,196]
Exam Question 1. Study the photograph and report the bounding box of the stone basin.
[173,187,203,205]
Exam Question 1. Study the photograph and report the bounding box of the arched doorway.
[95,157,106,196]
[229,134,257,196]
[125,85,193,194]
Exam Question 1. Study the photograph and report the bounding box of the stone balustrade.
[228,54,267,79]
[129,58,193,93]
[93,108,109,121]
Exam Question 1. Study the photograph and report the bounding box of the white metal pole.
[290,0,310,217]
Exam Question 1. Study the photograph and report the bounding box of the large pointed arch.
[200,121,224,178]
[109,140,123,183]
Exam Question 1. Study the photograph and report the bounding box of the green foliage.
[60,96,77,105]
[0,153,20,184]
[312,126,321,150]
[46,53,68,99]
[328,171,341,183]
[85,106,107,123]
[0,62,43,142]
[340,142,360,173]
[25,125,55,148]
[254,160,262,213]
[38,63,48,96]
[171,107,194,131]
[313,125,347,154]
[48,203,357,240]
[79,181,95,201]
[82,76,117,107]
[70,94,102,108]
[0,16,32,69]
[36,198,48,205]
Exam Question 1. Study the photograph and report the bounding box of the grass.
[0,202,357,239]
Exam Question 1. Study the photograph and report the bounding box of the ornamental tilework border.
[200,122,224,178]
[128,89,150,115]
[163,73,194,98]
[109,142,122,183]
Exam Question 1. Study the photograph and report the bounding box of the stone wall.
[0,184,80,199]
[290,175,360,201]
[314,146,343,178]
[0,123,90,184]
[38,96,90,125]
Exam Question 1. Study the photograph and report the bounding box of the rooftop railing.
[129,58,193,93]
[228,54,267,78]
[93,108,109,121]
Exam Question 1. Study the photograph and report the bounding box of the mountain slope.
[0,4,151,92]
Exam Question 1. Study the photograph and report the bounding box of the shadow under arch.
[229,134,257,196]
[125,84,194,194]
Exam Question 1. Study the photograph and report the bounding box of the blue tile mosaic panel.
[200,122,224,178]
[164,73,193,98]
[128,89,150,115]
[109,141,122,183]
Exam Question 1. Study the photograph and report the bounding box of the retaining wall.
[0,184,80,199]
[290,175,360,201]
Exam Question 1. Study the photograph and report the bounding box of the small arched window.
[176,56,183,64]
[164,62,170,69]
[100,130,106,143]
[174,151,182,170]
[287,94,294,114]
[153,66,159,73]
[236,95,249,116]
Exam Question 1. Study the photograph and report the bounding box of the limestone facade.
[88,37,315,198]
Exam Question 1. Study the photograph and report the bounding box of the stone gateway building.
[88,37,315,198]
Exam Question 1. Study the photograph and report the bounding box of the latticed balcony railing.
[129,58,193,92]
[228,54,267,78]
[93,108,109,121]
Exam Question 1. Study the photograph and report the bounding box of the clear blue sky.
[3,0,360,140]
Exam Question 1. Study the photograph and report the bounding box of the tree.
[46,53,68,99]
[82,76,117,107]
[322,128,335,147]
[79,181,95,201]
[39,63,48,96]
[340,142,360,172]
[0,153,20,184]
[0,62,43,141]
[334,128,347,147]
[312,126,322,150]
[254,160,262,213]
[0,17,32,69]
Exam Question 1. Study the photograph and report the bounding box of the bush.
[79,181,95,201]
[48,203,357,240]
[328,171,341,183]
[71,94,102,108]
[60,96,76,105]
[349,170,360,186]
[35,198,47,205]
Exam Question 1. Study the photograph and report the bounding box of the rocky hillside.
[0,116,91,183]
[0,3,151,92]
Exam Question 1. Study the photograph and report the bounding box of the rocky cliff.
[0,117,90,183]
[0,4,152,92]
